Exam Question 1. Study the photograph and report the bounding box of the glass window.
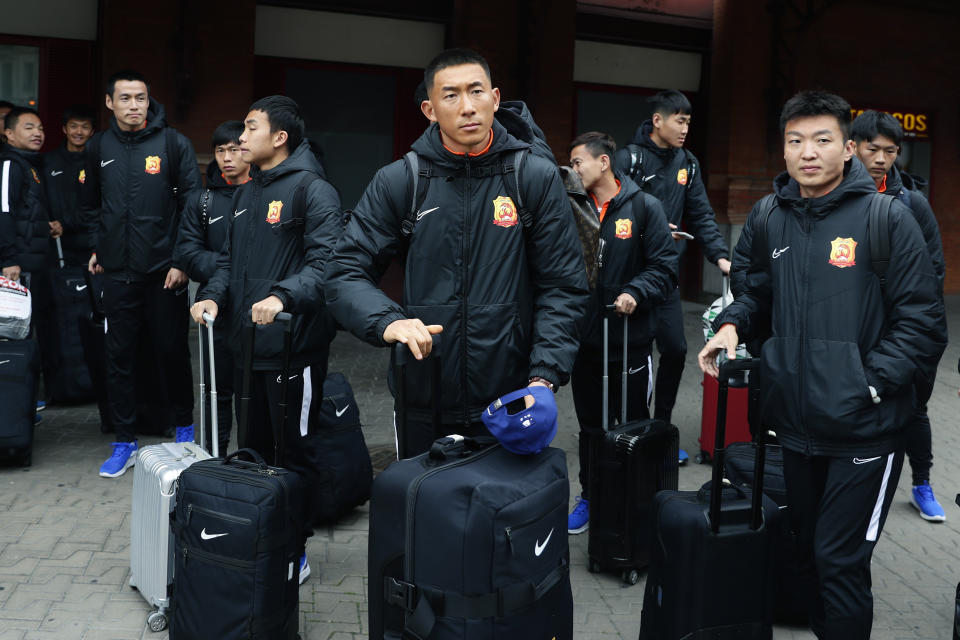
[0,45,40,108]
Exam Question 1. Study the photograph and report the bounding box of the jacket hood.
[630,119,676,161]
[896,166,927,191]
[772,156,878,218]
[254,138,325,185]
[110,99,166,140]
[410,119,528,167]
[5,145,43,168]
[608,169,642,209]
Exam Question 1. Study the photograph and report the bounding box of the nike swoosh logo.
[771,246,790,259]
[50,170,63,176]
[100,159,115,168]
[534,528,554,557]
[628,366,647,374]
[233,209,246,218]
[200,528,228,540]
[853,456,882,465]
[276,373,300,383]
[0,360,9,365]
[75,284,87,292]
[416,206,439,221]
[642,175,655,182]
[208,216,223,224]
[335,405,350,417]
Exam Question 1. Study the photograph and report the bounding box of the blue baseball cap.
[481,386,558,455]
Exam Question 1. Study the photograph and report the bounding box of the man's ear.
[843,138,855,162]
[421,99,437,123]
[272,129,288,149]
[492,87,501,112]
[105,94,114,111]
[651,112,662,128]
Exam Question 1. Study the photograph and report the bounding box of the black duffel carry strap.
[394,335,442,459]
[626,143,696,191]
[386,558,569,640]
[238,311,293,466]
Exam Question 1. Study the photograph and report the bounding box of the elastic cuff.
[269,289,290,309]
[528,365,560,388]
[374,311,408,347]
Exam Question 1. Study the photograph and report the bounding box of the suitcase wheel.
[147,610,168,632]
[588,559,601,574]
[622,569,640,586]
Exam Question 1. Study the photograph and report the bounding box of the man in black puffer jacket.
[81,70,202,478]
[175,120,251,454]
[326,49,589,457]
[565,131,677,534]
[700,91,947,640]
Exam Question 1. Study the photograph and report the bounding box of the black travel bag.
[368,342,573,640]
[587,310,679,584]
[169,313,303,640]
[0,337,40,466]
[48,264,94,403]
[639,358,781,640]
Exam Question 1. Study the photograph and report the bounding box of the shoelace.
[572,498,589,516]
[916,484,936,501]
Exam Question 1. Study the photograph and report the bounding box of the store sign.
[850,108,930,139]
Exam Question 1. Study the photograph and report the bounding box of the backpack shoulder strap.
[200,188,212,231]
[752,193,778,265]
[501,149,533,229]
[683,148,697,191]
[165,128,181,193]
[626,143,642,181]
[402,151,432,239]
[897,186,912,209]
[292,172,322,226]
[868,192,893,290]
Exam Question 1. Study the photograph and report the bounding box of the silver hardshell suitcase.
[129,314,220,632]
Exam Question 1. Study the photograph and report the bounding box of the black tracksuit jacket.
[175,161,241,285]
[198,139,341,371]
[578,172,678,354]
[1,146,51,272]
[613,120,728,265]
[326,121,590,424]
[80,100,201,281]
[717,158,947,458]
[43,144,89,267]
[886,166,944,296]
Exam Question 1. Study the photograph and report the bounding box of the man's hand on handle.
[190,300,218,325]
[697,323,740,379]
[87,253,103,275]
[613,292,637,316]
[383,319,443,360]
[251,295,284,325]
[716,258,731,275]
[2,265,21,281]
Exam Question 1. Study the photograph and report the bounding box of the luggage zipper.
[182,545,256,571]
[185,464,290,518]
[187,503,252,526]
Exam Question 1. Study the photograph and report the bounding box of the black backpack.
[624,142,697,191]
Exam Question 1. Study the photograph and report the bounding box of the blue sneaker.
[911,483,946,522]
[567,496,590,534]
[36,400,46,412]
[34,413,42,425]
[99,441,138,478]
[175,424,195,444]
[679,448,689,465]
[298,552,311,585]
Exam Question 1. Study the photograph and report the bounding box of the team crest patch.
[30,168,40,184]
[677,168,688,186]
[493,196,518,228]
[144,156,161,175]
[266,200,283,224]
[614,218,633,239]
[828,237,857,268]
[78,169,86,184]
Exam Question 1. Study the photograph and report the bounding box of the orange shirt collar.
[877,173,887,193]
[589,179,622,223]
[222,173,252,186]
[442,129,494,157]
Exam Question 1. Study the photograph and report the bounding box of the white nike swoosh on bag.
[534,528,554,557]
[75,284,87,292]
[100,159,115,168]
[771,246,790,259]
[335,405,350,418]
[853,456,882,465]
[200,528,228,540]
[50,170,63,176]
[208,216,223,224]
[628,366,647,374]
[0,360,9,365]
[416,206,439,221]
[233,209,247,218]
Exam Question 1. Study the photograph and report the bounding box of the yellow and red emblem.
[492,196,518,228]
[828,237,857,268]
[144,156,161,175]
[78,169,86,184]
[614,218,633,239]
[266,200,284,224]
[30,168,40,184]
[677,168,688,186]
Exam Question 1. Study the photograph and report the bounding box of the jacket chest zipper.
[460,160,471,427]
[798,206,812,454]
[124,142,132,283]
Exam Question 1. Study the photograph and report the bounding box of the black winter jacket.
[887,166,944,296]
[80,100,201,281]
[198,139,341,370]
[614,121,728,265]
[1,146,51,272]
[43,144,89,267]
[577,172,677,354]
[326,121,590,424]
[175,161,243,285]
[717,158,947,457]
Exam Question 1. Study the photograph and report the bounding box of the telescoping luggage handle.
[709,358,765,534]
[197,312,219,456]
[393,335,442,459]
[238,311,293,467]
[602,304,629,432]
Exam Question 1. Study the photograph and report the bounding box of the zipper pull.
[505,527,515,555]
[183,547,189,566]
[187,504,193,523]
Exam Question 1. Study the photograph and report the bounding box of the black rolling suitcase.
[368,342,573,640]
[169,313,304,640]
[639,358,781,640]
[0,337,40,466]
[48,263,94,403]
[587,311,679,584]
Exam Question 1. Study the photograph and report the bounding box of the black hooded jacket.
[0,146,51,272]
[577,172,678,353]
[80,100,201,281]
[717,158,947,457]
[326,120,590,424]
[886,165,944,296]
[613,120,728,265]
[175,161,245,285]
[198,139,341,370]
[43,143,89,266]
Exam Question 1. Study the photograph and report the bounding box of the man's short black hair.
[0,100,14,111]
[248,95,304,153]
[779,90,852,140]
[212,120,245,149]
[423,48,491,94]
[106,69,149,98]
[62,104,95,127]
[650,90,692,118]
[851,110,903,147]
[569,131,616,159]
[3,106,40,132]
